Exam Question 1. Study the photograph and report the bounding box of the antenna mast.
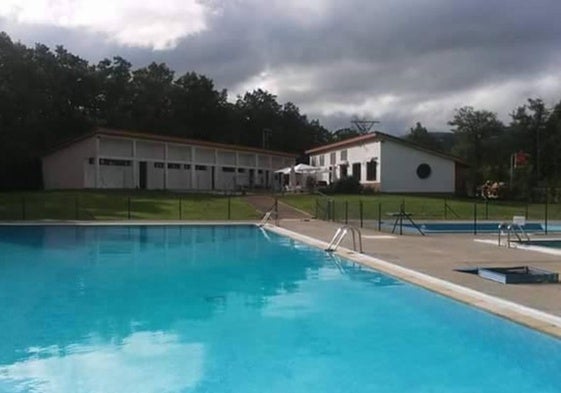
[351,119,379,133]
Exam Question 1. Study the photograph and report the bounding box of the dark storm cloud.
[2,0,561,132]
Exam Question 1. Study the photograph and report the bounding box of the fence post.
[359,200,363,228]
[274,196,279,225]
[525,201,529,220]
[315,199,319,219]
[485,200,489,220]
[21,197,26,220]
[544,194,549,235]
[444,199,447,220]
[331,200,335,222]
[473,202,477,235]
[378,202,382,231]
[399,200,404,235]
[128,197,131,220]
[228,195,231,220]
[345,201,348,224]
[75,196,79,220]
[179,197,182,220]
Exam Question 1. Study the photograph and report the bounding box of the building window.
[167,163,181,169]
[311,157,317,166]
[154,162,164,168]
[340,150,348,161]
[416,163,432,179]
[330,152,336,165]
[99,158,131,166]
[366,159,377,181]
[319,155,325,166]
[222,167,235,172]
[184,164,191,170]
[238,168,246,173]
[340,164,348,178]
[352,163,361,180]
[195,165,207,171]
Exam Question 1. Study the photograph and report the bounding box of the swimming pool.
[1,225,561,393]
[396,221,548,234]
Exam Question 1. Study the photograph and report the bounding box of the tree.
[405,122,443,151]
[171,72,228,140]
[449,107,504,195]
[0,31,333,189]
[331,127,363,142]
[509,98,550,184]
[129,62,175,132]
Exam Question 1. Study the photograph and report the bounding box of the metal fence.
[315,197,561,235]
[0,194,258,221]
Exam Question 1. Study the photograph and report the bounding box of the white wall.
[43,133,294,190]
[99,137,133,157]
[43,137,96,189]
[167,165,191,189]
[380,140,455,193]
[99,164,134,188]
[147,163,164,189]
[309,141,381,185]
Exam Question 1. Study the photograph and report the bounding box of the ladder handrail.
[258,211,273,227]
[325,225,363,253]
[498,222,530,247]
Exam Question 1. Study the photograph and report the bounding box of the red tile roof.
[44,128,297,158]
[306,131,467,165]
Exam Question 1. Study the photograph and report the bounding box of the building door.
[249,169,255,189]
[211,166,216,190]
[265,170,270,188]
[139,161,147,189]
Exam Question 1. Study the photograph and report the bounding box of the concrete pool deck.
[270,219,561,337]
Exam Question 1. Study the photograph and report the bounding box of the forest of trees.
[2,30,561,197]
[404,99,561,198]
[0,32,331,189]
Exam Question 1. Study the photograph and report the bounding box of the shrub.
[329,176,363,194]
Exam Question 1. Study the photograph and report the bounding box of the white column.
[190,146,196,190]
[95,136,100,188]
[132,139,137,188]
[164,143,168,190]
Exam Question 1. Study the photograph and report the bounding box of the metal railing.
[325,225,363,253]
[315,196,561,235]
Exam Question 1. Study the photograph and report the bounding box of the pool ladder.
[498,223,530,247]
[326,225,363,253]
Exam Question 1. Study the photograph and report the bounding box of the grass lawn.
[0,190,261,221]
[280,193,561,222]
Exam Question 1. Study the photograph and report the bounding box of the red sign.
[514,151,529,168]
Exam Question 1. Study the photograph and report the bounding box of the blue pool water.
[1,225,561,393]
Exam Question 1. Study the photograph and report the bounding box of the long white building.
[42,128,296,191]
[306,132,467,194]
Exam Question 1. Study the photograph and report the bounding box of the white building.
[306,132,466,193]
[42,128,296,191]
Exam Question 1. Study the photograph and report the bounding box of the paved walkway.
[278,219,561,317]
[244,195,311,219]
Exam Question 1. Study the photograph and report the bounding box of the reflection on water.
[0,332,204,393]
[2,226,561,393]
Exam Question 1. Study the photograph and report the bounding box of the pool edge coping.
[265,224,561,339]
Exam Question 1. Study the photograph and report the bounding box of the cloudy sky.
[1,0,561,134]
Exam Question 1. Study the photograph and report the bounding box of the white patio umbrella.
[293,163,323,173]
[274,167,292,174]
[289,165,297,188]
